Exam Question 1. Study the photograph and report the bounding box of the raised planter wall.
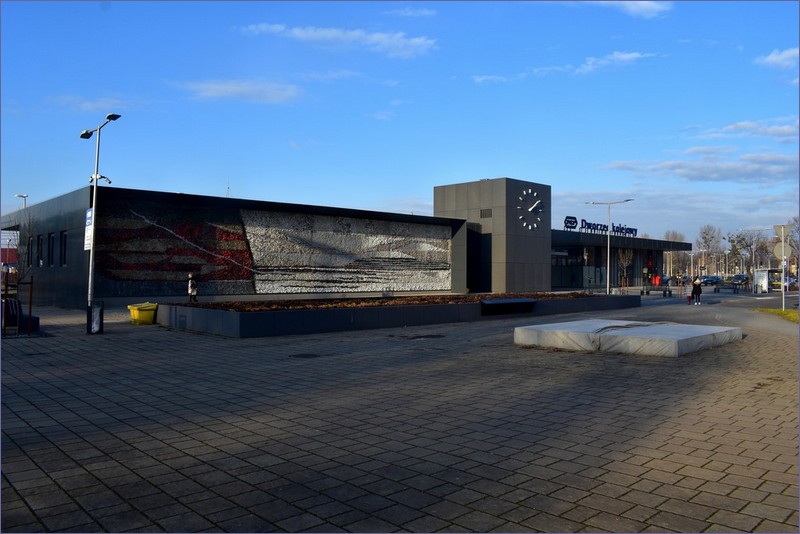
[156,295,640,338]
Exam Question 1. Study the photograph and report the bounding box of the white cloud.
[701,117,799,142]
[241,22,435,59]
[683,146,735,156]
[241,23,287,36]
[575,51,655,74]
[608,152,798,184]
[299,70,362,82]
[528,65,575,77]
[472,75,508,84]
[588,1,673,19]
[754,47,799,70]
[527,51,654,78]
[372,110,394,121]
[384,8,437,18]
[177,80,301,103]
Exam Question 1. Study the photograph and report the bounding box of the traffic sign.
[84,208,93,251]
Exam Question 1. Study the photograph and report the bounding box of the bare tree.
[2,210,35,307]
[696,225,722,273]
[617,248,633,289]
[10,210,35,283]
[756,236,772,269]
[663,230,687,278]
[727,229,766,277]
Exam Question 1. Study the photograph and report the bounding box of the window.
[48,233,55,267]
[27,237,33,268]
[60,231,67,267]
[37,235,43,267]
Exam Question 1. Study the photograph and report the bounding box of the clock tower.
[434,177,551,293]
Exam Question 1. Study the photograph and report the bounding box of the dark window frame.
[59,231,68,267]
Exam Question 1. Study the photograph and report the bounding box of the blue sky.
[2,1,798,242]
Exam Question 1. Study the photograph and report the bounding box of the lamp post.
[774,224,787,312]
[585,198,634,295]
[13,195,27,272]
[698,249,706,276]
[80,113,120,334]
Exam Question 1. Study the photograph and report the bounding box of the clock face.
[517,188,544,230]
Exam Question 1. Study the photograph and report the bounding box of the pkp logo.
[564,216,578,230]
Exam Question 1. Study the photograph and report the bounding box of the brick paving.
[2,293,798,532]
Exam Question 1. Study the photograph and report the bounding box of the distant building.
[1,177,690,308]
[1,247,18,267]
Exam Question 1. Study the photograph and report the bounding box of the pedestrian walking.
[188,273,198,303]
[691,276,702,305]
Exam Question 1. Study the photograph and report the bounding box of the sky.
[1,1,798,244]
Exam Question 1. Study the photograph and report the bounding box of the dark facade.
[1,187,467,308]
[2,188,90,307]
[551,229,691,290]
[2,179,690,309]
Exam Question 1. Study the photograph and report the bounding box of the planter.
[156,295,641,338]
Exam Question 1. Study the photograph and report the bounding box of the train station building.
[1,177,690,308]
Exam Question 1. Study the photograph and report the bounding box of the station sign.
[563,213,638,237]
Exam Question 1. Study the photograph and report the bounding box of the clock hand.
[528,200,541,211]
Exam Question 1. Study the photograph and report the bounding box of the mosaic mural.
[95,200,452,296]
[241,210,451,293]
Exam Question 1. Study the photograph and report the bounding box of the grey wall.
[434,178,552,292]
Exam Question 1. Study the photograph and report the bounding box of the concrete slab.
[514,319,742,357]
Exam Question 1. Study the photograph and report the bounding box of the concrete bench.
[480,298,536,316]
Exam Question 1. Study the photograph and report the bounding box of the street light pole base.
[86,301,104,334]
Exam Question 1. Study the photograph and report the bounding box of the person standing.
[691,276,702,305]
[188,273,198,303]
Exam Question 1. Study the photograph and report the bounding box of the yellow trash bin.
[127,302,158,325]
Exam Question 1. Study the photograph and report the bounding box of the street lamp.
[697,249,706,276]
[15,194,28,209]
[585,198,634,295]
[774,224,788,312]
[80,113,121,334]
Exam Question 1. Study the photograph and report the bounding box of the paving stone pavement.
[2,293,798,532]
